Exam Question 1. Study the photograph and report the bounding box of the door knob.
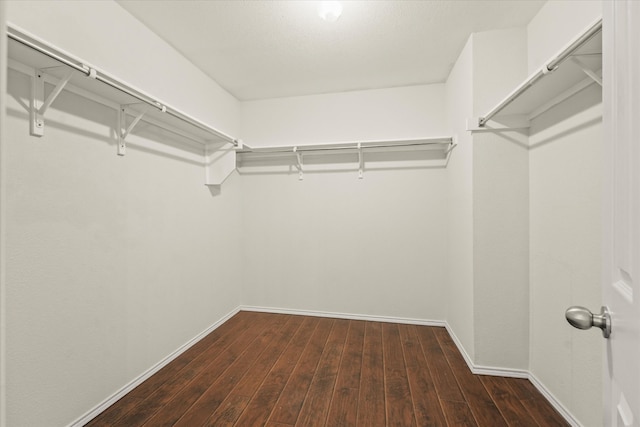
[565,306,611,338]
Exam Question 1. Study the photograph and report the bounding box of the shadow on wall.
[528,117,602,149]
[475,130,529,150]
[528,85,602,149]
[6,69,209,167]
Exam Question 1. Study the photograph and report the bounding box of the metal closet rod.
[7,27,238,146]
[239,138,453,154]
[478,18,602,127]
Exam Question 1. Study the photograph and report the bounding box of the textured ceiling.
[116,0,545,101]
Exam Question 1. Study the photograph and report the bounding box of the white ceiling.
[116,0,545,101]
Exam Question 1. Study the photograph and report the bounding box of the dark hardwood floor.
[87,311,568,426]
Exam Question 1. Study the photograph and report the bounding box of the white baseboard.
[67,306,240,427]
[528,373,582,427]
[472,365,530,379]
[443,323,529,379]
[239,305,447,327]
[443,322,581,426]
[443,323,478,374]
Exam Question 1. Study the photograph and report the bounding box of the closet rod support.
[118,107,148,156]
[39,69,74,116]
[444,141,456,155]
[294,147,304,181]
[357,142,364,179]
[30,68,75,136]
[122,107,147,140]
[570,57,602,86]
[117,108,126,156]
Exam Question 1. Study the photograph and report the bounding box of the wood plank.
[382,323,416,427]
[398,324,447,426]
[325,320,365,426]
[480,376,539,426]
[398,323,422,369]
[440,400,479,426]
[325,387,359,427]
[506,378,569,426]
[148,317,290,426]
[221,317,320,427]
[294,319,350,427]
[201,394,250,427]
[229,316,307,397]
[506,377,539,400]
[267,318,334,425]
[334,320,365,389]
[433,327,507,427]
[172,315,301,426]
[415,326,465,402]
[356,322,385,427]
[86,311,255,426]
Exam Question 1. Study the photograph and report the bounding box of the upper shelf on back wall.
[468,18,602,132]
[236,137,456,180]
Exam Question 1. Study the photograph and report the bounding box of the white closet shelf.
[237,137,455,180]
[238,137,453,155]
[6,25,240,186]
[469,18,602,132]
[6,25,238,146]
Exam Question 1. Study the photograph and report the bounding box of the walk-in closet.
[1,1,638,426]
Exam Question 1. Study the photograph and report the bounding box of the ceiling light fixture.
[318,1,343,22]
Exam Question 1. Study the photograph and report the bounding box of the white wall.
[4,1,244,425]
[444,38,475,360]
[471,28,530,370]
[241,168,448,320]
[5,67,244,427]
[241,84,447,146]
[444,27,530,371]
[529,86,602,426]
[527,1,603,425]
[240,85,449,321]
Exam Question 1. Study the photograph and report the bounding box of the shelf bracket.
[357,142,364,179]
[294,146,304,181]
[570,57,603,86]
[30,68,74,137]
[444,141,456,155]
[466,115,531,132]
[205,141,237,187]
[118,106,147,156]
